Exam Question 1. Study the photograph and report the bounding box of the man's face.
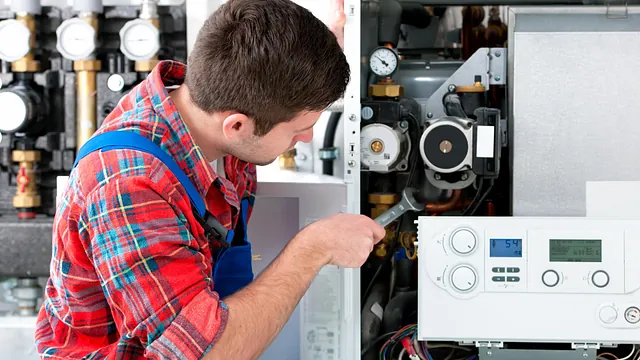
[227,111,322,166]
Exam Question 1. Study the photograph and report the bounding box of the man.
[34,0,385,359]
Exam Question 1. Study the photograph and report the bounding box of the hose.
[321,112,341,175]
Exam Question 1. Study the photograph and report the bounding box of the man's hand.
[328,0,345,49]
[298,213,386,267]
[204,213,384,360]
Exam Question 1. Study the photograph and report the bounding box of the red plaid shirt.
[34,60,257,359]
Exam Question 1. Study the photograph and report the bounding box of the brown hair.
[185,0,350,136]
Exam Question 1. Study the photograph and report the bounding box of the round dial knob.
[450,229,477,255]
[107,74,125,92]
[599,305,617,324]
[450,265,477,292]
[56,18,96,61]
[0,19,31,62]
[0,90,30,133]
[119,18,160,61]
[542,270,560,287]
[592,270,609,288]
[624,307,640,324]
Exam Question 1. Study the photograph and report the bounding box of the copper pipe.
[425,189,463,213]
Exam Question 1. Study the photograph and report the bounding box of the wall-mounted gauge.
[369,46,399,77]
[119,19,160,61]
[0,19,31,62]
[55,18,96,61]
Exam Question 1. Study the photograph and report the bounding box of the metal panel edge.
[342,0,362,359]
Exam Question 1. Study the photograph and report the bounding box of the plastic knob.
[599,305,617,324]
[542,270,560,287]
[450,229,477,255]
[592,270,609,288]
[451,265,477,292]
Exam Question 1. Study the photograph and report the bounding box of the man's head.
[185,0,350,165]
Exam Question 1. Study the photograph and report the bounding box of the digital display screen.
[490,238,522,258]
[549,239,602,262]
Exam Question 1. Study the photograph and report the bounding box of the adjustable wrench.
[374,187,423,227]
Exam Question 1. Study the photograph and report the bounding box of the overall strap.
[72,131,230,246]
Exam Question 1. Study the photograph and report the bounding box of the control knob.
[599,305,617,324]
[0,84,43,135]
[451,265,477,292]
[450,228,477,255]
[592,270,609,288]
[542,270,560,287]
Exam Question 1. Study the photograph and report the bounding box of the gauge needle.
[375,56,388,66]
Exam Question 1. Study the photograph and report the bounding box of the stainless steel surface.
[509,6,640,216]
[374,187,421,227]
[393,60,460,101]
[426,48,506,120]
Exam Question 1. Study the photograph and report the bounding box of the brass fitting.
[456,79,486,93]
[11,13,40,73]
[135,59,160,72]
[73,59,101,71]
[13,150,41,215]
[368,84,404,98]
[278,149,297,170]
[369,193,399,257]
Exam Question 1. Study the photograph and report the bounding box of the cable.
[321,112,341,175]
[620,345,637,360]
[597,353,619,359]
[361,331,397,356]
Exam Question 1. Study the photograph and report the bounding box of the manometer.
[119,18,160,61]
[369,47,399,77]
[56,18,97,61]
[0,19,31,62]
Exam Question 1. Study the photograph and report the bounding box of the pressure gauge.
[0,19,31,62]
[369,47,399,77]
[119,19,160,61]
[56,18,96,61]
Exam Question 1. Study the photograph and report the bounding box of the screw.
[487,350,492,356]
[461,173,468,180]
[348,160,356,168]
[400,120,408,128]
[296,154,307,161]
[435,173,441,180]
[448,84,456,92]
[495,51,501,57]
[494,75,501,81]
[349,114,356,121]
[427,112,433,118]
[583,354,588,358]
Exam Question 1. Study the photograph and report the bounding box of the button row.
[492,267,520,273]
[492,276,520,282]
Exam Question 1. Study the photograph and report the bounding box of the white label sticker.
[476,125,495,158]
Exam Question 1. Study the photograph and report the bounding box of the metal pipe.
[135,0,160,72]
[326,97,344,112]
[399,0,615,4]
[74,11,101,149]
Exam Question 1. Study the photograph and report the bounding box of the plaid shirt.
[34,60,257,359]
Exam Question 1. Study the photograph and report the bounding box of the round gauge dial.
[369,47,398,77]
[119,19,160,61]
[0,91,28,133]
[0,19,31,62]
[56,18,96,61]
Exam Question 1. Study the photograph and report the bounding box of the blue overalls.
[71,131,254,299]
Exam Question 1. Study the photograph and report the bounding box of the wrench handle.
[374,203,408,228]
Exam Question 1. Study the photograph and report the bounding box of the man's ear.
[221,113,253,140]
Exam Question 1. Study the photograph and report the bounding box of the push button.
[507,267,520,273]
[507,276,520,282]
[492,267,506,273]
[492,276,505,282]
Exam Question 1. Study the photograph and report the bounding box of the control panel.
[416,216,640,344]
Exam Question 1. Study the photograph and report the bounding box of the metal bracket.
[606,0,628,19]
[426,48,506,120]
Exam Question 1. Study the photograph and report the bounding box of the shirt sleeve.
[80,175,228,359]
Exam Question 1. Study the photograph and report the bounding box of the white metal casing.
[416,216,640,344]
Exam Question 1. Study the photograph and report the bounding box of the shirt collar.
[143,60,220,202]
